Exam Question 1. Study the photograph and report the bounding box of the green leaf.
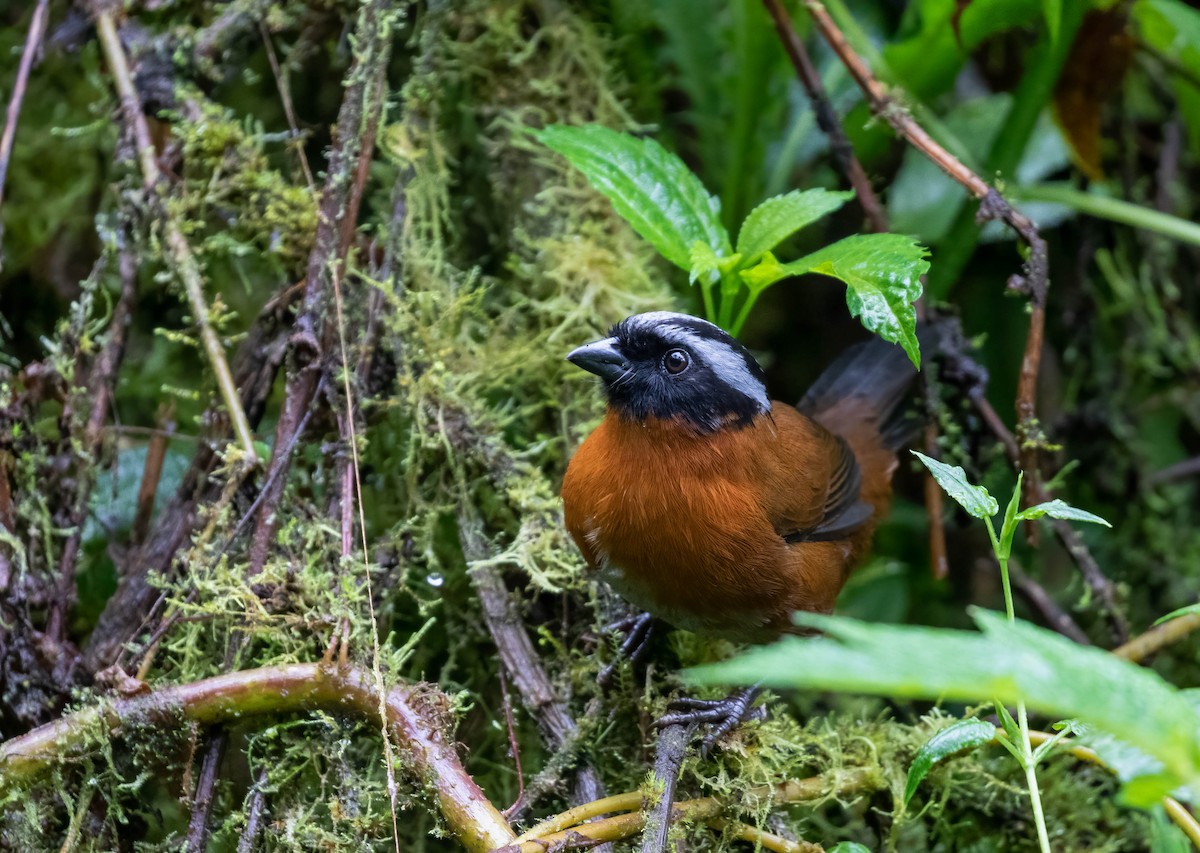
[689,241,721,285]
[783,234,929,366]
[738,252,788,291]
[828,844,871,853]
[689,608,1200,808]
[1017,499,1111,527]
[911,451,999,519]
[1065,721,1184,807]
[735,189,853,264]
[1043,0,1062,44]
[995,701,1022,750]
[1152,804,1193,853]
[997,472,1024,560]
[534,124,732,270]
[1134,0,1200,157]
[1154,603,1200,627]
[904,718,996,804]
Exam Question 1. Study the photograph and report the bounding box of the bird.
[561,311,924,736]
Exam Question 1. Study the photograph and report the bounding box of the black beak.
[567,337,629,383]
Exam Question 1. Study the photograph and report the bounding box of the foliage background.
[0,0,1198,850]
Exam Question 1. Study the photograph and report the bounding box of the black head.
[567,312,771,433]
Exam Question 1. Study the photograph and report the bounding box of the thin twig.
[0,664,516,853]
[236,768,270,853]
[1148,455,1200,487]
[331,265,402,851]
[184,732,227,853]
[505,768,883,853]
[764,2,948,575]
[248,0,394,575]
[761,0,885,233]
[132,404,174,545]
[1112,612,1200,663]
[90,5,258,461]
[259,20,315,191]
[707,818,823,853]
[467,557,609,809]
[46,240,138,642]
[804,0,1050,508]
[640,723,692,853]
[499,668,528,819]
[83,290,293,671]
[0,0,52,261]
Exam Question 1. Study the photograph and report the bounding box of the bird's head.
[567,312,770,434]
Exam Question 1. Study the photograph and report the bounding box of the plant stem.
[730,289,761,337]
[1011,183,1200,248]
[0,664,515,853]
[91,7,258,462]
[1018,704,1052,853]
[987,513,1052,853]
[700,277,717,324]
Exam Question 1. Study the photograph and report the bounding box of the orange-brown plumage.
[561,312,917,644]
[563,403,896,642]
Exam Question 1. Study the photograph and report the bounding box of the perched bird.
[562,311,921,647]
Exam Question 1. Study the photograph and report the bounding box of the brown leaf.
[1053,7,1136,180]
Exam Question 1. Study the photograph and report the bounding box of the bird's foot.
[597,610,657,688]
[655,685,766,757]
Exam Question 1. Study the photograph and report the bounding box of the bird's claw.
[655,686,765,757]
[597,611,657,688]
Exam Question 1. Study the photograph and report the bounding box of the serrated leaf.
[1017,499,1111,527]
[689,241,720,285]
[689,608,1200,810]
[905,718,995,804]
[1154,603,1200,627]
[782,234,928,366]
[738,252,788,291]
[535,124,732,270]
[911,451,999,519]
[735,189,853,264]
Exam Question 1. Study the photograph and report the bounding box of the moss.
[170,94,318,274]
[0,0,1173,849]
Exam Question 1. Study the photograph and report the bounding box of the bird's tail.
[797,323,945,449]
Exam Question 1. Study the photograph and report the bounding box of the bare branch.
[804,0,1050,505]
[89,4,258,461]
[0,0,52,263]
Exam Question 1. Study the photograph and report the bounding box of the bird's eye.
[664,349,690,375]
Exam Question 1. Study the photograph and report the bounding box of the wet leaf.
[912,451,999,519]
[535,124,732,271]
[905,718,996,804]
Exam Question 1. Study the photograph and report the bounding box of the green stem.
[700,277,717,324]
[730,288,762,337]
[1020,702,1053,853]
[989,512,1052,853]
[1011,183,1200,248]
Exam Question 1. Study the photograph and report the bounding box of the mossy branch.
[0,664,516,853]
[505,767,883,852]
[89,3,258,462]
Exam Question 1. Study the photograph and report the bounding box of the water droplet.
[425,572,444,588]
